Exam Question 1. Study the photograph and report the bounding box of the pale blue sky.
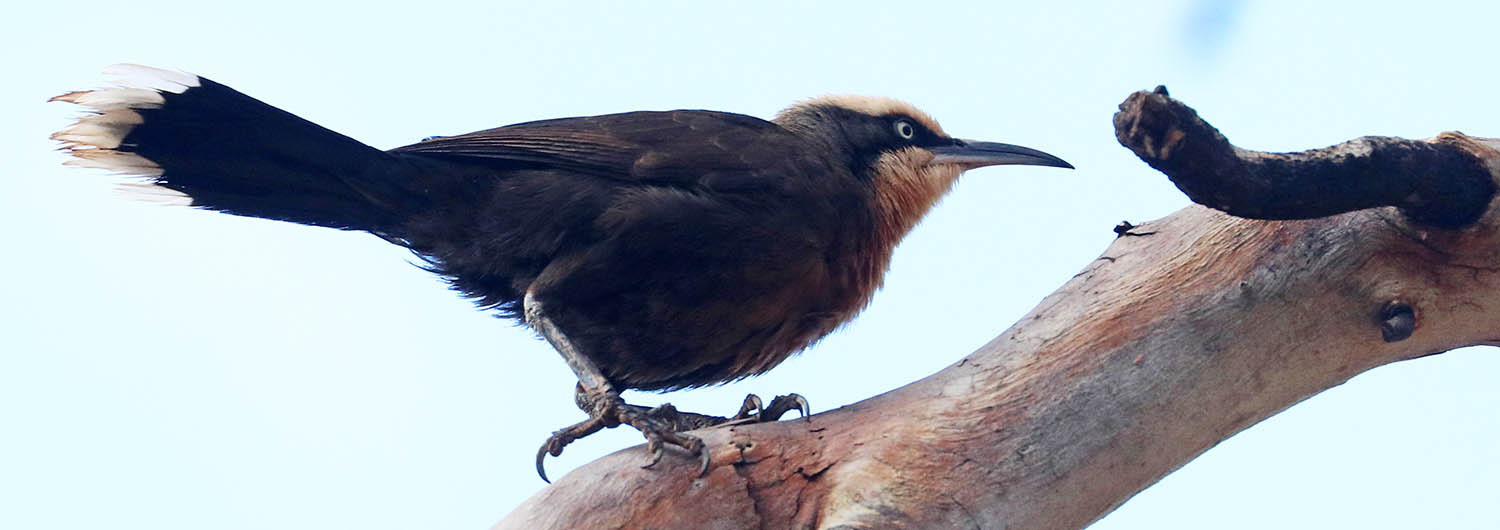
[3,1,1496,529]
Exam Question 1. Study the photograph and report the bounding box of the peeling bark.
[495,90,1500,529]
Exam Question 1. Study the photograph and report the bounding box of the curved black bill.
[931,139,1074,170]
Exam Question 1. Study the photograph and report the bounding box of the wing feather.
[389,110,798,186]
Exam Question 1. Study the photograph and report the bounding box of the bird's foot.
[535,388,709,483]
[533,390,811,482]
[726,393,811,425]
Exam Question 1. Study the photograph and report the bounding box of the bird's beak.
[930,139,1074,170]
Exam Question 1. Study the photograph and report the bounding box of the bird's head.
[773,95,1072,242]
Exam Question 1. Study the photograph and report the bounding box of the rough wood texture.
[495,90,1500,529]
[1115,86,1496,227]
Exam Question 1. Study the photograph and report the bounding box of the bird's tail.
[52,64,432,236]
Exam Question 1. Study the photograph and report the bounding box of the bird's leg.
[525,292,708,483]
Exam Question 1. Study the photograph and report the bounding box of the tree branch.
[495,90,1500,529]
[1115,85,1496,227]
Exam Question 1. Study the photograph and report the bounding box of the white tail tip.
[116,183,193,206]
[102,64,200,94]
[53,65,204,202]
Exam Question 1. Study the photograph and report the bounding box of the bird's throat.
[870,149,964,248]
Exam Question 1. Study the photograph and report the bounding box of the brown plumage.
[52,65,1072,481]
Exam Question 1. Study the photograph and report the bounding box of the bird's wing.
[388,110,801,187]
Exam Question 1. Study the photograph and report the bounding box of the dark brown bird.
[52,64,1072,481]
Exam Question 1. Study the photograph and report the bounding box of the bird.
[52,64,1072,482]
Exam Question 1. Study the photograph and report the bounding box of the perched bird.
[52,65,1072,482]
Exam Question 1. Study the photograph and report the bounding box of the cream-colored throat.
[870,148,964,244]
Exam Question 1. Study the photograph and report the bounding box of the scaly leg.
[525,292,709,483]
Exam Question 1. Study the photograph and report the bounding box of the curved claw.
[535,443,553,484]
[532,415,606,484]
[787,393,811,419]
[735,394,764,420]
[761,393,812,422]
[696,443,712,477]
[642,440,666,470]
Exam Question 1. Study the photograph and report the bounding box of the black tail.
[52,64,429,235]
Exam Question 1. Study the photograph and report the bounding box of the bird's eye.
[893,120,916,140]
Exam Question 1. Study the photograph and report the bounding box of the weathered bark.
[495,90,1500,530]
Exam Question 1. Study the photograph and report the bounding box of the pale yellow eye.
[893,120,915,140]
